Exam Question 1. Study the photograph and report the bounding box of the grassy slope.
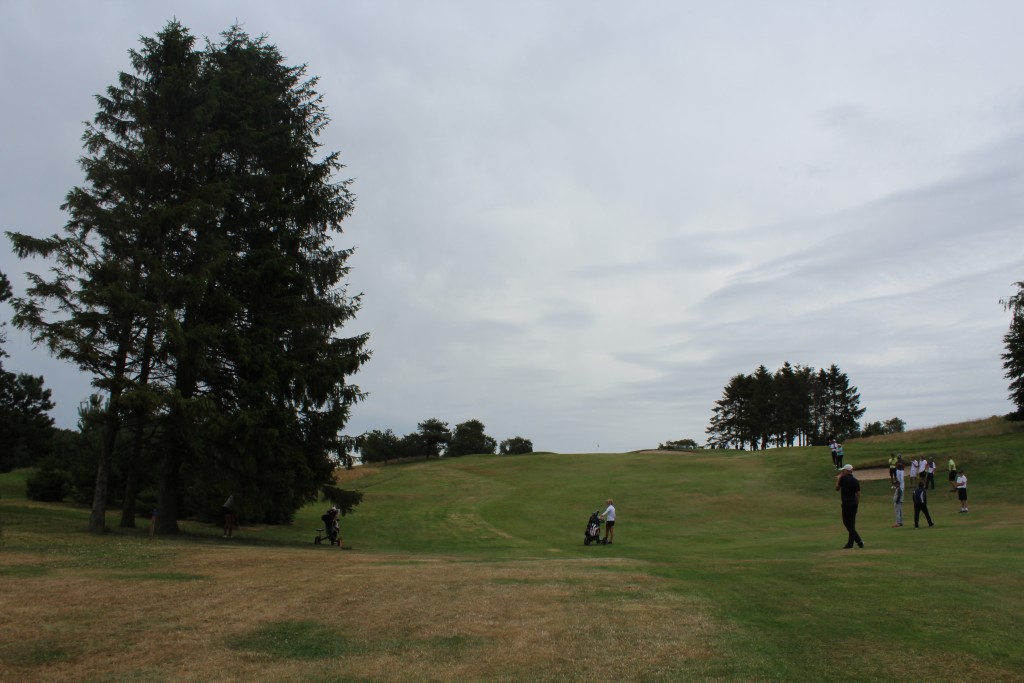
[1,418,1022,682]
[337,418,1024,680]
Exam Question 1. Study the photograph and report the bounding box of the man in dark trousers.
[913,481,934,528]
[835,464,864,549]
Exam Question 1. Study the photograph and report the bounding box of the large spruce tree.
[8,21,368,533]
[1002,282,1024,419]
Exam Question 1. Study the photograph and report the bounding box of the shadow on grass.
[0,639,71,666]
[226,620,485,661]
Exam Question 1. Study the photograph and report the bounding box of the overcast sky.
[2,1,1022,452]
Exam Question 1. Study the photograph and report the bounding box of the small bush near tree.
[25,468,70,502]
[861,417,906,438]
[500,437,533,455]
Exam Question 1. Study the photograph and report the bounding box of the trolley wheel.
[314,536,322,545]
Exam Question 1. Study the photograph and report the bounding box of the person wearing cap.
[835,464,864,549]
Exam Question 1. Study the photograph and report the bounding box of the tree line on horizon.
[357,418,533,463]
[705,362,869,450]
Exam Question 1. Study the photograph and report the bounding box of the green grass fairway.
[2,418,1023,681]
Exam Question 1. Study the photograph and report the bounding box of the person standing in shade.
[956,470,969,513]
[830,439,839,469]
[913,481,934,528]
[892,464,905,528]
[599,499,616,545]
[835,443,845,469]
[948,457,958,492]
[835,464,864,549]
[222,491,240,538]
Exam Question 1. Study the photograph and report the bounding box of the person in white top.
[910,458,920,480]
[599,499,616,545]
[956,471,969,513]
[892,467,905,527]
[926,458,937,489]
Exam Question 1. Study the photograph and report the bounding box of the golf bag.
[584,511,602,546]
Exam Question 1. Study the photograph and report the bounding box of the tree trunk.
[119,451,139,529]
[89,413,119,533]
[122,324,157,529]
[155,446,182,535]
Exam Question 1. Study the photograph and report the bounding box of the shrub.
[25,468,71,502]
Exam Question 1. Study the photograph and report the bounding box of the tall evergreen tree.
[7,22,368,533]
[813,364,865,443]
[749,365,776,450]
[1001,281,1024,419]
[706,373,755,450]
[156,26,369,530]
[7,25,201,530]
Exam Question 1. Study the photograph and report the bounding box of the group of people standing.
[889,453,940,529]
[890,455,934,529]
[835,451,971,549]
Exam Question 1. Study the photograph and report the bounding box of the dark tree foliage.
[499,436,533,455]
[0,271,56,472]
[813,364,866,443]
[417,418,451,458]
[7,22,368,532]
[447,419,497,457]
[861,417,906,438]
[0,371,56,471]
[357,429,403,464]
[1002,282,1024,419]
[322,485,364,517]
[658,438,700,451]
[706,362,865,449]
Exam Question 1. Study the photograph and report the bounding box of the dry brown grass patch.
[1,546,721,682]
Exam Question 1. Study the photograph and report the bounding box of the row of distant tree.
[705,363,868,450]
[357,418,533,463]
[663,416,906,452]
